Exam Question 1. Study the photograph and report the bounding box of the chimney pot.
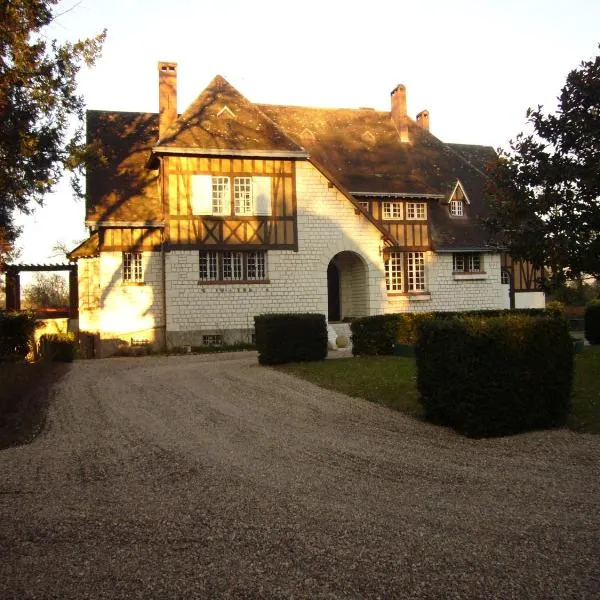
[416,109,430,131]
[158,61,178,140]
[390,84,409,143]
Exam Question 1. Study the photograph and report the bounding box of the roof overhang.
[352,191,445,199]
[152,146,309,159]
[435,246,501,253]
[85,220,165,228]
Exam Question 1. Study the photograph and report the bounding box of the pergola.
[4,263,78,319]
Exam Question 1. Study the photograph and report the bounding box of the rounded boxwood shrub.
[0,311,37,359]
[254,313,327,365]
[416,315,573,437]
[584,300,600,344]
[39,333,77,362]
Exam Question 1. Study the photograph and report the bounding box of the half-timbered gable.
[70,62,545,354]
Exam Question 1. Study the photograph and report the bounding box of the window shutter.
[191,175,213,215]
[253,176,272,216]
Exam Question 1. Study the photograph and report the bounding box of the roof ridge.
[258,102,389,114]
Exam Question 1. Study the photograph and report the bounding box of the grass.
[278,346,600,435]
[0,360,69,449]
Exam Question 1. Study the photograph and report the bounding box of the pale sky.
[13,0,600,266]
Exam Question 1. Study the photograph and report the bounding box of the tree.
[486,48,600,285]
[0,1,105,263]
[23,273,68,308]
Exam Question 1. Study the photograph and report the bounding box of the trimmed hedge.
[416,315,573,437]
[254,313,327,365]
[351,309,550,355]
[39,333,77,362]
[584,300,600,344]
[0,312,37,359]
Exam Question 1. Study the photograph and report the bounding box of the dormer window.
[450,199,464,216]
[448,180,469,217]
[383,201,403,220]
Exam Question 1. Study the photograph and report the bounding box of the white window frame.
[450,199,464,217]
[123,252,143,282]
[199,251,219,281]
[385,252,403,292]
[382,201,403,220]
[358,201,370,212]
[222,251,243,281]
[201,334,223,347]
[211,176,230,216]
[406,202,426,220]
[234,176,253,216]
[453,253,482,273]
[407,252,426,291]
[246,251,267,281]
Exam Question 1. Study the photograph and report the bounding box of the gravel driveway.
[1,352,599,599]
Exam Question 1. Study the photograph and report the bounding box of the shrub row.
[254,313,327,365]
[415,315,573,437]
[39,333,77,362]
[0,312,37,359]
[350,308,560,356]
[584,300,600,344]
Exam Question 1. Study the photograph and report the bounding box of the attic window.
[300,128,316,141]
[361,131,376,145]
[217,105,236,119]
[448,180,469,217]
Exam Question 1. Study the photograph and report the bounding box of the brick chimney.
[390,84,409,143]
[158,62,177,140]
[416,110,430,131]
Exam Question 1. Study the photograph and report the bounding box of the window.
[222,251,243,281]
[199,250,267,282]
[407,252,426,291]
[453,253,482,273]
[382,201,403,220]
[212,176,230,215]
[385,252,403,291]
[247,251,266,280]
[358,201,370,212]
[450,199,464,216]
[191,175,272,216]
[406,202,426,220]
[199,251,219,281]
[234,177,253,215]
[201,334,223,347]
[123,252,143,282]
[501,270,511,285]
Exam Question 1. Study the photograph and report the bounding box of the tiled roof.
[155,75,304,154]
[67,232,99,259]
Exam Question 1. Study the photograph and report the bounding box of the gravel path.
[1,352,599,599]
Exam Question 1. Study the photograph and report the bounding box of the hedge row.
[0,312,37,359]
[415,315,573,437]
[584,300,600,344]
[350,308,559,356]
[254,313,327,365]
[39,333,77,362]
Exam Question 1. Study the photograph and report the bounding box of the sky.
[12,0,600,267]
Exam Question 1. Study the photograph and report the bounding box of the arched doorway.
[327,251,368,322]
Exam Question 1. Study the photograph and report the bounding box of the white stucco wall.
[515,291,546,309]
[78,257,101,333]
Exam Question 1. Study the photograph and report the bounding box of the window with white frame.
[234,177,253,215]
[199,250,267,282]
[212,176,230,215]
[199,251,219,281]
[449,199,464,216]
[358,201,370,212]
[406,202,426,220]
[123,252,143,282]
[385,252,403,291]
[407,252,426,291]
[246,251,266,280]
[191,175,272,217]
[382,201,403,220]
[501,270,511,285]
[453,253,482,273]
[201,334,223,347]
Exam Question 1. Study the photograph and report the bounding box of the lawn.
[278,346,600,435]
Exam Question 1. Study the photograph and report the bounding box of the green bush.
[254,313,327,365]
[39,333,76,362]
[584,300,600,344]
[0,312,38,359]
[416,315,573,437]
[351,309,553,356]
